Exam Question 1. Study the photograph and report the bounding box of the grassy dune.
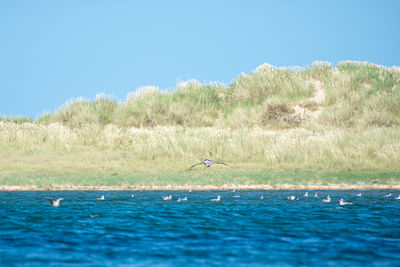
[1,61,400,188]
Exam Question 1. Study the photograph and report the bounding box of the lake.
[0,190,399,266]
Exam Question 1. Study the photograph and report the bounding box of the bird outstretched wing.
[55,198,64,203]
[188,162,203,170]
[40,198,54,204]
[210,160,228,166]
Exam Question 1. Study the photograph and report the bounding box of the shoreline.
[1,184,400,191]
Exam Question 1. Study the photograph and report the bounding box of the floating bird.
[188,189,192,193]
[394,195,400,200]
[232,189,236,192]
[40,197,64,207]
[131,194,135,198]
[383,193,392,197]
[339,198,354,206]
[210,195,221,201]
[287,196,299,200]
[260,195,264,199]
[304,192,309,197]
[96,195,105,200]
[188,159,228,170]
[356,193,362,197]
[232,194,240,198]
[161,195,172,201]
[177,196,187,202]
[314,192,318,197]
[322,195,331,203]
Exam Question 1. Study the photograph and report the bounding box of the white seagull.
[40,197,64,207]
[287,196,299,200]
[177,196,187,202]
[96,195,105,200]
[260,195,264,199]
[131,194,135,198]
[394,195,400,200]
[304,192,309,197]
[383,193,392,197]
[356,193,362,197]
[321,195,331,203]
[314,192,318,197]
[161,195,172,201]
[339,198,354,206]
[210,195,221,201]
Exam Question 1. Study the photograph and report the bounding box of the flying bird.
[188,159,228,170]
[40,197,64,207]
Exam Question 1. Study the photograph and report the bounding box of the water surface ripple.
[0,190,399,266]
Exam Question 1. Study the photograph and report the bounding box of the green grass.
[1,61,400,188]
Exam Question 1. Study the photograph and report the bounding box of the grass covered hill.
[1,61,400,188]
[3,60,397,129]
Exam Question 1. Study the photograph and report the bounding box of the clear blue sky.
[1,0,399,118]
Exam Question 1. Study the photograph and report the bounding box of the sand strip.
[1,184,399,191]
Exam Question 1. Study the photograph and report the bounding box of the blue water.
[0,190,399,266]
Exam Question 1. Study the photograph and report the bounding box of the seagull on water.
[96,195,105,200]
[287,196,299,200]
[131,194,135,198]
[383,193,392,197]
[304,192,309,197]
[394,195,400,200]
[210,195,221,201]
[188,159,228,170]
[339,198,354,206]
[161,195,172,201]
[314,192,318,197]
[232,194,240,198]
[177,196,188,202]
[321,195,331,203]
[40,197,64,207]
[260,195,264,199]
[356,193,362,197]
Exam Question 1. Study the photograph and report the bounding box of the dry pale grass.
[1,122,399,174]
